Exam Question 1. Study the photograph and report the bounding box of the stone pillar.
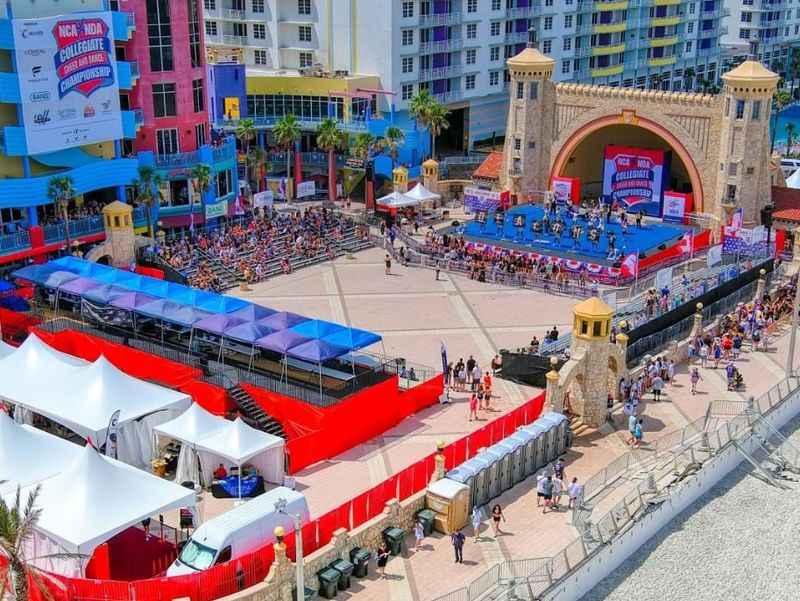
[431,440,446,483]
[615,332,629,357]
[545,356,562,413]
[101,201,135,269]
[690,302,704,338]
[265,530,295,601]
[755,268,767,302]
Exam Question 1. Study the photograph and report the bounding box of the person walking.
[542,475,554,514]
[553,458,565,482]
[690,367,702,395]
[632,418,644,448]
[536,472,547,507]
[628,412,638,446]
[471,505,485,542]
[490,504,506,537]
[384,253,392,276]
[568,477,583,509]
[699,343,709,368]
[435,260,441,281]
[552,475,564,509]
[451,530,466,564]
[414,519,425,550]
[376,542,390,577]
[651,374,664,402]
[469,392,479,422]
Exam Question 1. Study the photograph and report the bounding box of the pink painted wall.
[120,0,210,154]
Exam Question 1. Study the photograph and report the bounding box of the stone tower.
[715,60,779,226]
[393,165,409,193]
[101,201,135,269]
[569,297,614,427]
[499,30,555,203]
[422,158,440,194]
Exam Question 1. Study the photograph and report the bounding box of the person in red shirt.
[213,464,228,480]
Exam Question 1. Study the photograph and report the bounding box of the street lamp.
[274,497,311,601]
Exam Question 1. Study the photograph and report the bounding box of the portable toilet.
[533,416,559,463]
[538,412,571,456]
[483,444,512,497]
[507,429,536,484]
[519,423,547,474]
[468,454,493,508]
[425,478,470,534]
[446,461,479,511]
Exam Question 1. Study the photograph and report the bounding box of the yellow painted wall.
[246,74,380,96]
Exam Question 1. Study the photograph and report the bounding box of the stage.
[462,204,690,265]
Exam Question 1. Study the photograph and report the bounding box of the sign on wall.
[297,180,316,198]
[253,190,273,209]
[13,12,123,154]
[205,200,228,220]
[551,176,580,205]
[662,191,693,224]
[602,145,667,217]
[464,187,501,213]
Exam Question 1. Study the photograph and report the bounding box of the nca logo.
[33,109,51,124]
[29,91,50,102]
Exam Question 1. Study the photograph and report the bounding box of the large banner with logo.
[602,145,667,217]
[13,12,122,154]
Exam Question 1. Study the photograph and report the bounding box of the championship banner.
[13,12,123,154]
[551,176,580,206]
[464,187,501,213]
[662,191,693,224]
[602,145,667,217]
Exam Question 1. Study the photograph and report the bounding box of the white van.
[780,158,800,177]
[167,487,309,576]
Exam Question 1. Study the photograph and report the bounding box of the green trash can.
[416,509,436,537]
[349,547,371,578]
[329,558,354,590]
[316,567,340,599]
[382,526,406,556]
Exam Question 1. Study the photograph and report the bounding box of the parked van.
[166,487,309,576]
[780,158,800,177]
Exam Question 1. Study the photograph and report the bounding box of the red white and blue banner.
[551,176,580,206]
[13,12,122,154]
[602,145,667,217]
[662,191,693,224]
[722,225,769,257]
[464,187,501,213]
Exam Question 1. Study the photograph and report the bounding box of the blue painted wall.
[207,63,247,123]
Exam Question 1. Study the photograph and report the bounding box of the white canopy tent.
[154,410,285,488]
[4,444,196,576]
[376,191,420,210]
[787,168,800,189]
[0,334,192,467]
[0,339,14,359]
[405,183,441,205]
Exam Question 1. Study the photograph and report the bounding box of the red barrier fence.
[0,306,40,342]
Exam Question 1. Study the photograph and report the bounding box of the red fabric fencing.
[0,307,40,342]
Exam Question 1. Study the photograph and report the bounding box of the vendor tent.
[787,168,800,189]
[6,445,195,576]
[376,191,419,209]
[405,183,441,204]
[0,339,15,359]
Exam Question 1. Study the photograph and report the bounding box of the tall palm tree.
[273,114,301,201]
[246,146,270,193]
[772,88,792,153]
[683,67,695,92]
[408,89,434,132]
[46,175,75,251]
[0,485,73,601]
[382,126,405,168]
[352,132,377,161]
[426,102,450,159]
[235,118,256,197]
[786,122,797,156]
[134,165,164,239]
[190,163,213,222]
[316,117,345,203]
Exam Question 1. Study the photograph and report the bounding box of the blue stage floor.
[462,205,688,263]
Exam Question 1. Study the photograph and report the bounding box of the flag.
[707,244,723,267]
[440,341,448,377]
[621,253,639,278]
[679,231,694,256]
[104,409,121,460]
[189,209,195,233]
[731,207,744,230]
[278,177,287,200]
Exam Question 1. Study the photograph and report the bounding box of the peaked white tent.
[787,168,800,189]
[0,339,14,360]
[5,445,196,576]
[376,190,419,209]
[405,183,441,204]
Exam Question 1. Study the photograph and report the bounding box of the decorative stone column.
[545,356,562,413]
[431,440,447,483]
[616,331,629,356]
[264,527,295,601]
[690,302,704,338]
[755,268,767,302]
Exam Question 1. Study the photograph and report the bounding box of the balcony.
[419,39,462,53]
[593,21,628,34]
[594,0,629,9]
[506,6,536,18]
[154,149,202,169]
[433,90,462,104]
[653,0,680,5]
[591,64,624,77]
[504,31,529,44]
[223,34,247,45]
[419,64,463,80]
[42,216,104,244]
[650,15,681,27]
[648,55,677,67]
[593,43,626,56]
[0,72,20,103]
[0,230,30,256]
[111,11,136,41]
[218,116,368,132]
[117,61,140,90]
[650,36,678,48]
[224,8,245,19]
[419,12,462,26]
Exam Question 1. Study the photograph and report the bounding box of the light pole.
[786,276,800,377]
[275,497,308,601]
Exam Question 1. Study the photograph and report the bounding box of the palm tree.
[46,175,75,251]
[409,89,434,130]
[683,67,695,92]
[772,88,792,153]
[786,122,797,156]
[235,118,256,199]
[134,165,164,239]
[190,163,213,221]
[316,117,345,203]
[352,132,377,161]
[382,126,405,168]
[246,146,270,193]
[273,114,301,201]
[0,485,73,601]
[426,102,450,159]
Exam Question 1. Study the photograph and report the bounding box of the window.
[685,41,692,53]
[467,0,477,12]
[204,0,215,9]
[516,81,524,99]
[152,83,177,117]
[687,22,693,34]
[492,0,501,9]
[563,37,571,51]
[562,60,570,74]
[233,22,246,37]
[254,49,267,65]
[253,23,266,39]
[466,48,477,64]
[195,123,207,148]
[402,83,414,100]
[402,29,414,45]
[217,169,232,198]
[725,96,730,116]
[739,29,750,39]
[466,74,476,89]
[156,128,179,155]
[251,0,264,12]
[735,99,745,119]
[489,71,499,85]
[299,52,313,67]
[147,0,173,72]
[542,40,551,53]
[741,12,752,23]
[514,138,521,150]
[298,0,311,15]
[544,16,553,30]
[726,184,736,201]
[402,56,414,73]
[490,46,500,61]
[752,100,761,120]
[205,20,217,36]
[564,15,572,28]
[491,22,501,36]
[298,25,312,41]
[467,23,477,39]
[192,79,204,112]
[529,81,538,99]
[402,1,414,18]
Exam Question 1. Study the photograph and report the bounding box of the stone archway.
[550,113,706,212]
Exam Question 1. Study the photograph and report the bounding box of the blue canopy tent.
[286,339,351,400]
[254,329,311,382]
[222,322,277,367]
[290,319,348,341]
[136,299,213,344]
[137,277,171,298]
[191,314,248,362]
[92,269,142,290]
[11,264,60,286]
[109,292,159,311]
[82,284,128,305]
[258,311,309,331]
[323,327,382,351]
[230,304,276,321]
[194,293,249,314]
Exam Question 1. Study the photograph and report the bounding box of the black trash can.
[349,547,371,578]
[329,558,354,590]
[382,526,406,556]
[416,509,436,537]
[316,567,340,599]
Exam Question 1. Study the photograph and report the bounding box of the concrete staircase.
[569,414,591,437]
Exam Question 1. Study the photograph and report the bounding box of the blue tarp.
[0,280,15,293]
[286,339,350,362]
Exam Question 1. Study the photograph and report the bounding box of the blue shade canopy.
[223,322,277,344]
[193,314,247,335]
[0,280,14,293]
[194,293,249,314]
[137,277,171,298]
[254,329,310,354]
[109,292,160,311]
[82,284,128,305]
[11,264,58,285]
[290,319,347,340]
[163,285,198,306]
[50,256,97,276]
[137,299,213,326]
[42,270,80,288]
[230,304,277,321]
[258,311,309,331]
[286,339,350,363]
[323,327,382,351]
[92,269,142,288]
[57,277,101,295]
